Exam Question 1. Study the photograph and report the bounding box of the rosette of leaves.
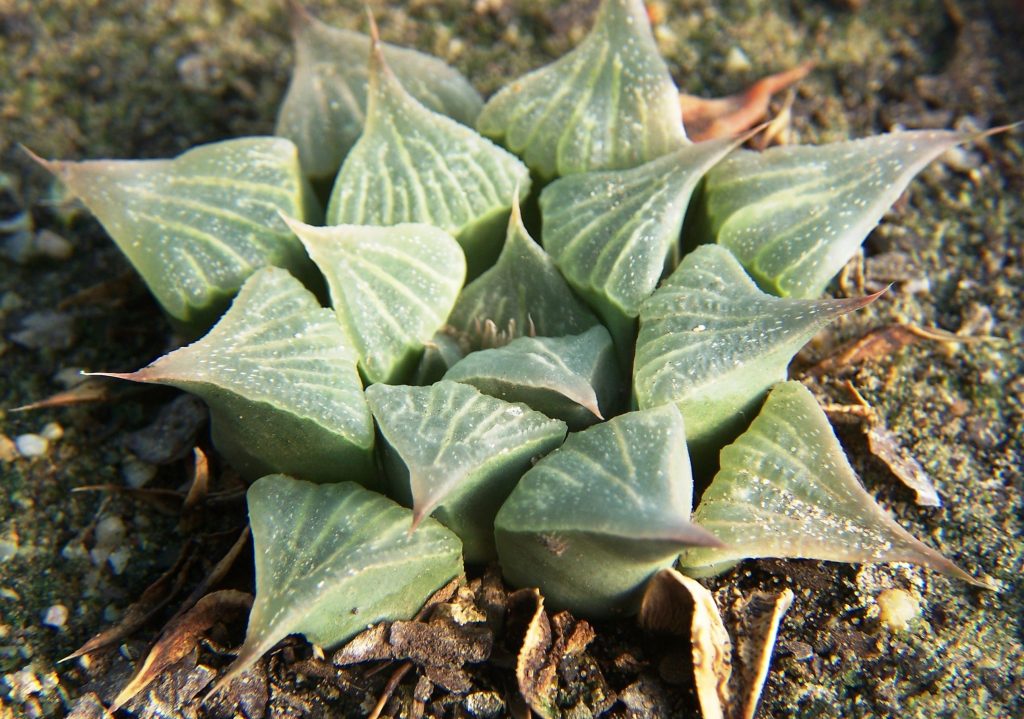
[40,0,993,697]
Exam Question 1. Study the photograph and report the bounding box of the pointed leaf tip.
[679,381,983,586]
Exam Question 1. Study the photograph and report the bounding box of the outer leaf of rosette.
[34,138,319,336]
[93,267,376,486]
[678,381,981,586]
[540,137,740,356]
[327,36,530,279]
[634,245,880,459]
[698,129,975,298]
[494,404,721,618]
[446,199,599,349]
[276,1,483,182]
[285,218,465,385]
[364,380,567,563]
[443,326,620,431]
[209,474,463,696]
[476,0,687,180]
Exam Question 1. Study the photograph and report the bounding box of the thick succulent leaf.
[276,1,482,181]
[678,381,980,585]
[94,268,376,486]
[447,200,599,348]
[477,0,687,179]
[35,138,318,334]
[540,137,739,350]
[494,405,721,618]
[700,129,974,298]
[443,326,620,430]
[365,381,566,563]
[285,218,465,385]
[211,475,462,695]
[634,245,879,456]
[327,36,530,277]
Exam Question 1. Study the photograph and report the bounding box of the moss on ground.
[1,0,1022,717]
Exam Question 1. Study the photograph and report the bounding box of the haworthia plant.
[495,404,720,617]
[94,267,376,486]
[276,1,482,182]
[327,27,529,277]
[677,382,979,584]
[285,218,466,384]
[446,198,599,348]
[540,136,741,353]
[634,245,880,456]
[444,326,620,431]
[477,0,687,179]
[698,130,977,298]
[34,138,319,334]
[211,474,463,694]
[48,2,1001,702]
[365,381,567,563]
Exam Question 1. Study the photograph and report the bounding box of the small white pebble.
[40,422,63,442]
[876,588,921,631]
[34,229,74,261]
[15,434,49,458]
[94,516,126,551]
[122,454,157,488]
[0,538,18,562]
[107,547,131,576]
[41,604,68,629]
[724,46,753,73]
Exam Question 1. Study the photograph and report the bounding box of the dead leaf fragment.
[729,589,794,719]
[640,568,731,719]
[866,425,941,507]
[112,589,253,710]
[507,588,556,719]
[680,61,814,141]
[10,377,117,411]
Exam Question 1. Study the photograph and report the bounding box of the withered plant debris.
[168,527,251,627]
[727,588,795,719]
[9,376,119,411]
[112,589,253,710]
[71,484,185,516]
[679,61,815,141]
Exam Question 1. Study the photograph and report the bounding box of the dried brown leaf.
[508,588,557,719]
[680,61,814,142]
[112,589,253,710]
[10,377,118,412]
[62,541,197,662]
[640,568,731,719]
[730,589,794,719]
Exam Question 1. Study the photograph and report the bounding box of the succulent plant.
[34,0,997,704]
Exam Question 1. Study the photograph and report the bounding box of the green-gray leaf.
[699,129,973,298]
[678,381,980,585]
[494,405,720,618]
[286,219,465,385]
[443,326,620,431]
[476,0,687,179]
[276,2,482,181]
[35,138,319,334]
[327,37,529,277]
[94,267,376,486]
[365,381,567,563]
[634,245,878,456]
[211,474,462,695]
[541,137,739,352]
[447,200,599,349]
[411,331,466,386]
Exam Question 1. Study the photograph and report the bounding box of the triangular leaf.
[447,200,599,349]
[494,405,721,618]
[365,381,567,563]
[34,138,318,334]
[443,326,620,430]
[477,0,687,179]
[327,34,530,277]
[276,1,483,181]
[677,381,980,585]
[698,129,974,297]
[286,219,465,385]
[540,137,740,351]
[94,267,376,485]
[211,475,463,695]
[634,245,879,456]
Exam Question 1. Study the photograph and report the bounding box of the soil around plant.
[1,1,1022,718]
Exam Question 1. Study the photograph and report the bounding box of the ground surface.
[0,1,1022,717]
